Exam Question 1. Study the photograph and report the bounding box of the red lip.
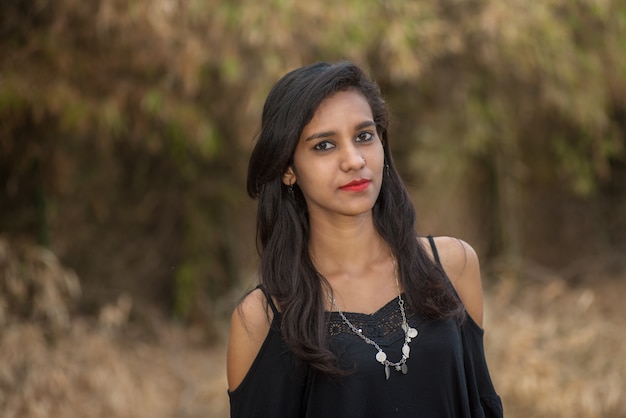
[339,179,371,192]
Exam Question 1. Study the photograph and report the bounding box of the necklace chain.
[329,255,419,380]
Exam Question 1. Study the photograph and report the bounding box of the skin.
[227,90,485,392]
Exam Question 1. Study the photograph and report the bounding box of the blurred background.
[1,0,625,417]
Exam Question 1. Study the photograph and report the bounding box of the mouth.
[339,178,371,192]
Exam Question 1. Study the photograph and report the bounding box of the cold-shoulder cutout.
[423,236,485,328]
[227,249,502,418]
[227,287,275,391]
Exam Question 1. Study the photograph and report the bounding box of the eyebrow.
[303,120,376,142]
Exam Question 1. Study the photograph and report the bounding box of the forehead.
[304,90,373,129]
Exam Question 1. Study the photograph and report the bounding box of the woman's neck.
[307,213,399,313]
[308,213,388,277]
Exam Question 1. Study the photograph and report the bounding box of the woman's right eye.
[313,141,335,151]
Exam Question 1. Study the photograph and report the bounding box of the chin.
[337,203,377,217]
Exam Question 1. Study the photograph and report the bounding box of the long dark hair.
[247,61,464,376]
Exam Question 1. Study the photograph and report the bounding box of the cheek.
[298,163,331,190]
[369,144,385,167]
[292,154,324,187]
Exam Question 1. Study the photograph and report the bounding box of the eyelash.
[357,132,374,143]
[313,131,375,151]
[313,141,334,151]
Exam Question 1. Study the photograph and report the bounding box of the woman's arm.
[425,236,485,327]
[227,288,273,391]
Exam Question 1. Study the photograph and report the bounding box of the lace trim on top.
[327,294,421,347]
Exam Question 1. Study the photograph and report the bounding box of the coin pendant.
[401,363,408,374]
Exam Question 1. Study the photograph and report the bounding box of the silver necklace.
[329,256,419,380]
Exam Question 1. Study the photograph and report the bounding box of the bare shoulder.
[227,288,273,391]
[421,236,485,327]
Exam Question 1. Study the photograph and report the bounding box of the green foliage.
[1,0,625,315]
[173,262,198,320]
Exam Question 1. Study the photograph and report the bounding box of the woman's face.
[283,89,385,222]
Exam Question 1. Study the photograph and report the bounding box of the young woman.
[227,61,503,417]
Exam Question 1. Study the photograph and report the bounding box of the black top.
[229,238,503,417]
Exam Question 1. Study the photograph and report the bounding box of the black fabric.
[460,318,504,418]
[229,239,503,417]
[257,284,279,316]
[427,235,503,418]
[428,235,442,265]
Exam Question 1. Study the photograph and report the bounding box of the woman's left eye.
[356,132,374,143]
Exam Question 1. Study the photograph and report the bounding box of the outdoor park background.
[1,1,626,417]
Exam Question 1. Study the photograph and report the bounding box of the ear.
[282,166,296,186]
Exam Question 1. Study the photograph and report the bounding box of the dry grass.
[0,237,80,332]
[1,267,625,417]
[0,319,230,418]
[485,260,626,418]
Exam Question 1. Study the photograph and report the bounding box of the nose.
[340,145,366,172]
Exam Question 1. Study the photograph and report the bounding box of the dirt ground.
[1,264,625,418]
